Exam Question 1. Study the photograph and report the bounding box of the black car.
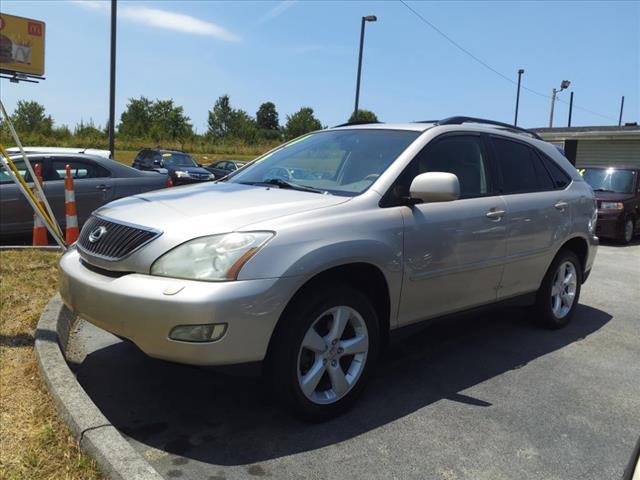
[204,159,247,179]
[132,149,214,185]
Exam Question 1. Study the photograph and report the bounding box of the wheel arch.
[265,262,392,362]
[556,236,589,275]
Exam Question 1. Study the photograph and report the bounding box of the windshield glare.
[582,168,636,193]
[228,129,421,196]
[162,153,197,168]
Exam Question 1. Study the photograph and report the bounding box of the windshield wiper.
[241,178,329,194]
[593,188,615,192]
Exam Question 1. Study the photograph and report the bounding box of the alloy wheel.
[297,306,369,405]
[551,261,577,319]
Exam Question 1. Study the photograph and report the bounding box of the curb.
[35,294,163,480]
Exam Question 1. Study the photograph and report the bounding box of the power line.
[398,0,617,122]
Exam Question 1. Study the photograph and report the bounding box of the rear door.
[45,157,115,228]
[490,136,572,299]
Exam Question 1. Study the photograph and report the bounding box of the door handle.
[554,201,568,211]
[486,209,505,220]
[95,184,112,191]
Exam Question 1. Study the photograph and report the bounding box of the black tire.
[621,217,635,245]
[267,283,380,421]
[534,249,583,329]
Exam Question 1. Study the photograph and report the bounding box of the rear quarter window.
[539,153,572,189]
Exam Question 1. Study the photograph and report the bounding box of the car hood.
[94,182,350,235]
[594,191,634,202]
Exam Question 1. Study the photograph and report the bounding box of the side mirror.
[197,163,203,167]
[409,172,460,203]
[153,159,162,166]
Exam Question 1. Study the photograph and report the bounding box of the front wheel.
[268,284,380,421]
[534,250,582,329]
[622,218,635,244]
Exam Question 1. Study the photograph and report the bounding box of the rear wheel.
[534,250,582,329]
[268,284,380,421]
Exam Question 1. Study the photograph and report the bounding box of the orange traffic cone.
[32,163,48,246]
[64,164,79,243]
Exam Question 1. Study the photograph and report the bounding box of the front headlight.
[174,170,190,178]
[208,173,216,180]
[150,232,273,281]
[600,201,624,210]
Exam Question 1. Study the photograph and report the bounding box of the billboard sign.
[0,13,45,77]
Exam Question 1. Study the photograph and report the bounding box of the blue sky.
[1,1,638,133]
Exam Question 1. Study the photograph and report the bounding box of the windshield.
[227,129,421,196]
[161,152,197,167]
[581,168,636,194]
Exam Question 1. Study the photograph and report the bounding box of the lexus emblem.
[88,226,107,243]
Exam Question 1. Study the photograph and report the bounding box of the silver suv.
[59,117,598,420]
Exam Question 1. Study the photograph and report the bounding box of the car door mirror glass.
[409,172,460,203]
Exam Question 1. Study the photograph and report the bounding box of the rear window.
[539,154,571,189]
[492,137,553,194]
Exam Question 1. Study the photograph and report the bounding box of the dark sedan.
[205,159,247,179]
[132,149,214,185]
[0,153,171,241]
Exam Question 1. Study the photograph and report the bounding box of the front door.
[398,134,507,325]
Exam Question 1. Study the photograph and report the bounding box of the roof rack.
[432,116,542,140]
[332,120,382,128]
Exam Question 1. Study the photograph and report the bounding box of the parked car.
[132,148,214,185]
[0,153,171,241]
[578,165,639,243]
[205,159,247,179]
[59,117,598,420]
[6,146,111,158]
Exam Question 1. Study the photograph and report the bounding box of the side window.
[416,135,491,199]
[51,159,110,180]
[538,153,572,189]
[0,159,36,183]
[492,137,551,194]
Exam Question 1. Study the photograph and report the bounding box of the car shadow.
[73,304,611,466]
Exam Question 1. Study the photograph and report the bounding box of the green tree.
[11,100,53,135]
[207,95,234,138]
[74,119,105,138]
[256,102,279,131]
[228,109,258,143]
[348,109,378,123]
[149,100,193,142]
[118,97,152,138]
[284,107,322,139]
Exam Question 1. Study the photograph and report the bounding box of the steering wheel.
[265,167,291,181]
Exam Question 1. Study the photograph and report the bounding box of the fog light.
[169,323,227,342]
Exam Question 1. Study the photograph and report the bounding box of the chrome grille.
[78,215,160,261]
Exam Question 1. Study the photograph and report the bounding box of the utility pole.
[353,15,377,119]
[548,80,570,128]
[618,96,625,126]
[514,69,524,126]
[108,0,117,159]
[568,91,574,127]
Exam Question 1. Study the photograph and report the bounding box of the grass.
[0,250,102,480]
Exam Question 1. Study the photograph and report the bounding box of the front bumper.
[59,249,299,366]
[596,212,624,239]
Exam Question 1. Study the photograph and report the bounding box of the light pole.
[108,0,117,159]
[514,68,524,126]
[353,15,377,120]
[548,79,570,128]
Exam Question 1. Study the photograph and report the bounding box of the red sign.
[28,21,42,37]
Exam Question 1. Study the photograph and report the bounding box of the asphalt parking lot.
[68,242,640,480]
